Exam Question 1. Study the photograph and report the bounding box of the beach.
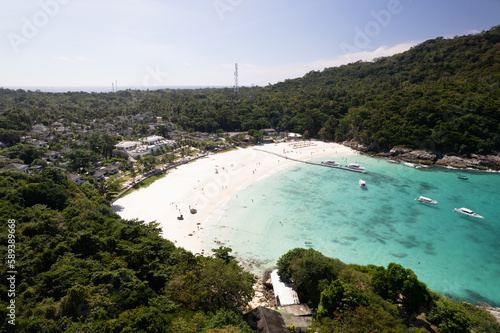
[112,141,358,255]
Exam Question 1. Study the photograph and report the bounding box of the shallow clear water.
[203,154,500,306]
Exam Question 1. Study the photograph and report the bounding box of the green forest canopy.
[1,25,499,157]
[0,169,498,332]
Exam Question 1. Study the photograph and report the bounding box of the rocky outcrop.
[343,140,500,171]
[435,154,500,171]
[389,148,437,165]
[247,269,277,311]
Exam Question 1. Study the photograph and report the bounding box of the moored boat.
[453,207,484,219]
[415,196,438,204]
[346,163,365,171]
[359,179,367,189]
[457,175,468,180]
[321,160,340,167]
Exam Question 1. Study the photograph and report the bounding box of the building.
[68,174,88,186]
[33,140,49,148]
[1,163,30,174]
[141,135,164,146]
[101,164,119,175]
[45,151,61,162]
[115,141,141,151]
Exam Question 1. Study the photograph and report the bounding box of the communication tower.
[234,63,239,95]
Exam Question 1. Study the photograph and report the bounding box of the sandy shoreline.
[112,141,357,255]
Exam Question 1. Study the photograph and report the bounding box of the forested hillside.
[0,169,255,332]
[1,168,498,332]
[276,248,500,333]
[1,26,499,157]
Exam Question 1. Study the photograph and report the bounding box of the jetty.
[253,148,367,174]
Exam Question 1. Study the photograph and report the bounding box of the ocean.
[202,154,500,307]
[3,86,230,93]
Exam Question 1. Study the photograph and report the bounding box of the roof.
[115,141,141,149]
[271,269,300,306]
[1,163,29,172]
[68,174,81,181]
[142,135,164,143]
[245,307,289,333]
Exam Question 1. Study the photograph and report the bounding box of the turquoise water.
[203,154,500,306]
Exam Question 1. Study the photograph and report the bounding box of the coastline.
[112,141,357,255]
[344,142,500,172]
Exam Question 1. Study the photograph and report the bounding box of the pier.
[253,148,367,174]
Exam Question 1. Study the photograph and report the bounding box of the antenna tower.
[234,63,239,95]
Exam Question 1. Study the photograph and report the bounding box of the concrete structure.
[271,269,300,306]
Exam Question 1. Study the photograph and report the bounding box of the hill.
[1,26,499,160]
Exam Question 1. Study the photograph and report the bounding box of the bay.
[203,154,500,307]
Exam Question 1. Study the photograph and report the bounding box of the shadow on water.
[417,181,438,192]
[424,242,436,256]
[464,289,500,307]
[397,235,419,249]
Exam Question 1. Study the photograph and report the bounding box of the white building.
[115,141,141,151]
[141,136,164,146]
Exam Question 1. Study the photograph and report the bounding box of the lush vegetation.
[1,26,499,158]
[1,25,500,332]
[0,168,254,332]
[277,248,500,333]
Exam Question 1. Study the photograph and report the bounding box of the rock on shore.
[344,141,500,171]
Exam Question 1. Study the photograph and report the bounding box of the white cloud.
[307,42,420,69]
[76,56,90,62]
[55,56,70,61]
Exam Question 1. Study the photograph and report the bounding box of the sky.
[1,0,499,90]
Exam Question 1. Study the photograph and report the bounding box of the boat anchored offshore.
[453,207,484,219]
[321,160,340,167]
[415,196,438,204]
[346,163,365,171]
[359,179,367,189]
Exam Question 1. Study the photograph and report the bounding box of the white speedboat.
[453,207,484,219]
[321,160,340,167]
[415,196,438,204]
[346,163,365,171]
[359,179,367,189]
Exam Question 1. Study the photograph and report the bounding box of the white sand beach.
[112,141,357,255]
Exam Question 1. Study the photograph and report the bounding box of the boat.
[346,163,365,171]
[453,207,484,219]
[457,175,468,180]
[359,179,367,189]
[321,160,340,167]
[415,196,438,204]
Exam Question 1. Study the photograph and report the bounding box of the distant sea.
[2,86,230,93]
[202,154,500,307]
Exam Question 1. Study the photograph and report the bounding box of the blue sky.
[1,0,499,89]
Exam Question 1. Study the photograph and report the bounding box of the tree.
[371,263,431,315]
[277,248,346,306]
[212,246,235,264]
[318,280,369,317]
[138,155,158,172]
[95,178,121,199]
[167,257,255,311]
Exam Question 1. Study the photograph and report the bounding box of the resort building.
[141,135,164,146]
[115,141,141,151]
